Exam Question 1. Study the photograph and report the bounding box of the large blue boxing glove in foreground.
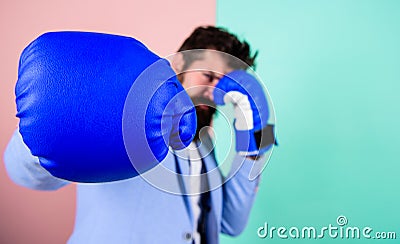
[15,31,196,183]
[213,70,275,156]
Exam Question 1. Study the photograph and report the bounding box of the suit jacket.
[4,129,263,244]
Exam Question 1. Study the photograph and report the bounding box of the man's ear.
[171,52,184,74]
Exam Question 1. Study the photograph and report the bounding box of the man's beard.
[190,97,216,141]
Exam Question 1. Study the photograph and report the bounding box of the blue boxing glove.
[15,31,196,183]
[213,70,275,156]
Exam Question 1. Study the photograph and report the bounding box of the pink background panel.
[0,0,215,243]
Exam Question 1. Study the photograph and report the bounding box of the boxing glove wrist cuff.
[236,124,276,156]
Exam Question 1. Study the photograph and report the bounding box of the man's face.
[177,51,234,139]
[180,50,234,101]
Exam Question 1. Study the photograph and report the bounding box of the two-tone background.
[1,0,399,243]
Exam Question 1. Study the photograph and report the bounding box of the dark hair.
[177,26,258,70]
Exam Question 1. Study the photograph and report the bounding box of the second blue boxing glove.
[213,70,275,156]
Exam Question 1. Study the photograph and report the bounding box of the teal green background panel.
[216,0,400,243]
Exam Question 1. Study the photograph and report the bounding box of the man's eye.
[203,73,214,82]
